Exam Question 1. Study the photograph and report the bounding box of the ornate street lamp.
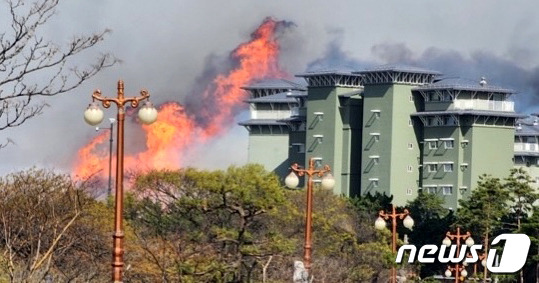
[375,205,414,283]
[84,80,157,282]
[284,158,335,277]
[442,227,474,283]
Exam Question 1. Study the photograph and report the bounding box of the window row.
[424,185,453,195]
[426,92,453,102]
[425,163,453,173]
[425,116,458,126]
[426,140,454,150]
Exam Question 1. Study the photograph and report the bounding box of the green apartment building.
[514,116,539,188]
[239,65,527,208]
[239,79,307,177]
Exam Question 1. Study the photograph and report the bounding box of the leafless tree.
[0,0,117,146]
[0,169,110,282]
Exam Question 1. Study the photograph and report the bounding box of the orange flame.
[73,18,288,181]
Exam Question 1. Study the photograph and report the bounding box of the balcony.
[514,142,539,153]
[452,100,514,112]
[425,99,514,112]
[251,110,292,119]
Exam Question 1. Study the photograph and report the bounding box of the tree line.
[0,166,536,282]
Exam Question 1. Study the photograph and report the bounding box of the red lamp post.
[84,80,158,282]
[284,157,335,278]
[375,205,414,283]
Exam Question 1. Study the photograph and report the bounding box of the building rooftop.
[416,77,515,94]
[296,68,362,77]
[355,64,441,75]
[242,78,307,91]
[245,90,305,103]
[238,119,287,126]
[515,116,539,136]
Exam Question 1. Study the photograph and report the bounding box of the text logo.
[395,233,531,273]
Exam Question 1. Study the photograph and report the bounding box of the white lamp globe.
[442,237,452,247]
[321,173,335,190]
[138,101,158,124]
[403,215,414,229]
[374,216,386,230]
[284,172,299,189]
[445,269,452,277]
[481,259,487,267]
[461,269,468,277]
[465,236,475,247]
[84,103,104,126]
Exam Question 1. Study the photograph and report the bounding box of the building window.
[442,93,453,101]
[444,140,454,149]
[425,187,437,194]
[408,143,413,149]
[409,119,413,127]
[442,186,453,195]
[292,143,305,153]
[406,188,413,195]
[427,117,441,126]
[409,95,414,102]
[443,116,457,126]
[407,165,413,172]
[428,141,438,150]
[443,164,453,172]
[427,164,438,173]
[428,92,439,102]
[369,179,379,187]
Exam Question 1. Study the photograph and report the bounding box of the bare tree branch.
[0,0,118,143]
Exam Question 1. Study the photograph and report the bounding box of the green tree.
[504,168,538,230]
[125,165,294,282]
[457,174,510,242]
[407,192,455,278]
[125,166,393,282]
[520,208,539,282]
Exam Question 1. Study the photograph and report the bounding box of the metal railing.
[451,99,514,112]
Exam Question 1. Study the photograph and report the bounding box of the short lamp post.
[84,80,158,283]
[284,157,335,277]
[96,117,116,197]
[375,205,414,283]
[442,227,475,283]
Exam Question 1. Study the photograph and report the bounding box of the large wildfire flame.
[73,18,289,180]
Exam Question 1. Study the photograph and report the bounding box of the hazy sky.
[2,0,539,175]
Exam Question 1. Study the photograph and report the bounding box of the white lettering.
[465,245,482,263]
[487,234,530,273]
[417,245,438,263]
[438,245,466,263]
[395,245,416,263]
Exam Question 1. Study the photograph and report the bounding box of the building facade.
[239,65,530,208]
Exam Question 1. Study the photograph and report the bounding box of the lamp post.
[284,157,335,277]
[96,117,116,197]
[442,227,475,283]
[84,80,157,282]
[375,205,414,283]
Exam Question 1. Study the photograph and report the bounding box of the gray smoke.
[305,39,539,114]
